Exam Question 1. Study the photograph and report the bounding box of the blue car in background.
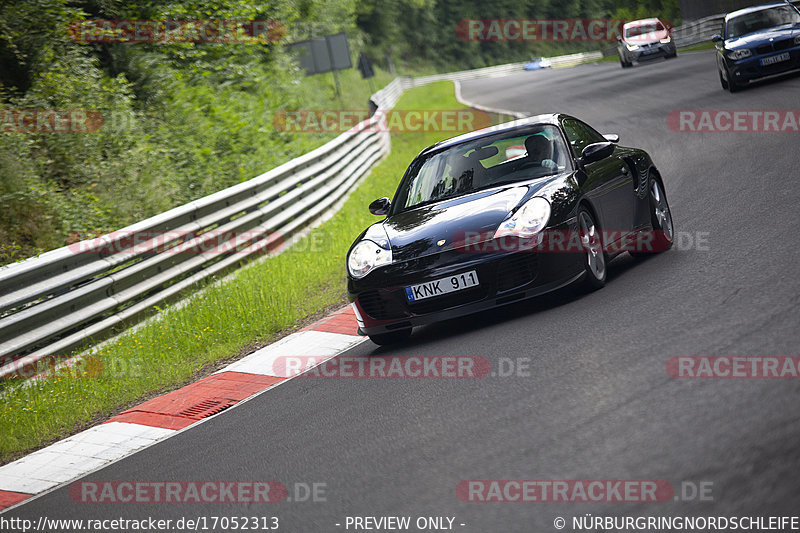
[713,1,800,92]
[524,57,552,71]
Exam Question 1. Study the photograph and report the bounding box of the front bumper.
[627,42,675,62]
[726,46,800,84]
[347,243,585,336]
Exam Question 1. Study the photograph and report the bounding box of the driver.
[524,134,558,171]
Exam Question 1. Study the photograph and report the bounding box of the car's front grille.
[407,286,486,315]
[496,254,538,292]
[773,39,794,52]
[358,290,405,320]
[756,44,773,55]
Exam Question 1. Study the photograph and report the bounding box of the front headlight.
[727,48,751,60]
[626,43,640,51]
[347,239,392,279]
[494,197,551,240]
[660,37,672,44]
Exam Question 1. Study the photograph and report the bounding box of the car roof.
[623,18,662,29]
[725,1,792,21]
[423,113,566,154]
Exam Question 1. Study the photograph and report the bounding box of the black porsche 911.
[346,114,674,345]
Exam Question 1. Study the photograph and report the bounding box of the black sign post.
[288,33,353,102]
[357,52,375,93]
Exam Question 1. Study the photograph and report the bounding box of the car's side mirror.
[603,133,620,143]
[711,34,723,43]
[579,142,615,166]
[369,197,391,216]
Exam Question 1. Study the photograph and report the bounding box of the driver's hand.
[542,159,558,170]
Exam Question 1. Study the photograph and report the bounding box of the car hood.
[624,28,670,45]
[726,25,800,48]
[380,177,562,261]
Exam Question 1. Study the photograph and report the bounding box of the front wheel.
[368,328,412,346]
[577,208,607,290]
[719,69,729,90]
[631,175,674,257]
[725,67,741,92]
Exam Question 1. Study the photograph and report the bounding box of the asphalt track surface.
[8,50,800,531]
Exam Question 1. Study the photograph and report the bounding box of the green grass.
[678,41,716,52]
[598,54,620,63]
[0,81,487,463]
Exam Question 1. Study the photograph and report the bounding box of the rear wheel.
[368,328,412,346]
[577,208,607,290]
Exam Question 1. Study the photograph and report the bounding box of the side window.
[562,119,605,157]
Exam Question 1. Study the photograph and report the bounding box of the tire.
[577,207,607,290]
[719,69,729,90]
[368,328,412,346]
[619,52,632,68]
[631,174,674,257]
[726,67,741,93]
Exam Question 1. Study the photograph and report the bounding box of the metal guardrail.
[673,13,726,47]
[411,52,603,86]
[0,49,605,379]
[0,116,390,378]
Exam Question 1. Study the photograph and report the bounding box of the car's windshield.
[625,21,665,38]
[726,6,800,38]
[393,125,570,212]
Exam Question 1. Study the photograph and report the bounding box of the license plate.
[761,52,790,66]
[405,271,479,302]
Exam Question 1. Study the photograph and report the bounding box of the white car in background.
[617,18,678,68]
